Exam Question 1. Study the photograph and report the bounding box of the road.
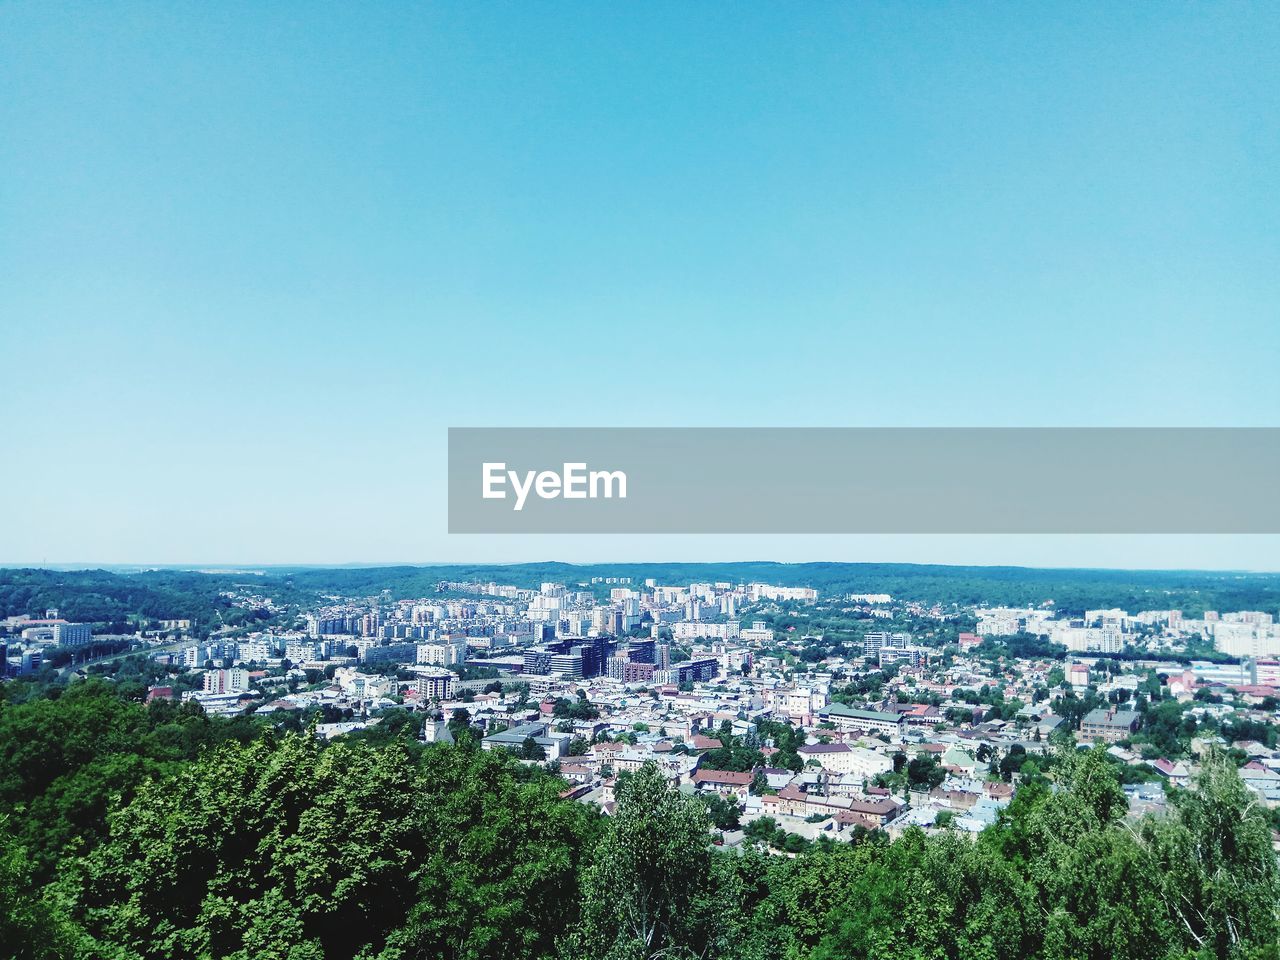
[60,637,194,676]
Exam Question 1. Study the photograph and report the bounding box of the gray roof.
[483,722,552,745]
[824,703,903,723]
[1082,708,1139,727]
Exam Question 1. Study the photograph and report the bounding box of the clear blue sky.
[2,3,1277,569]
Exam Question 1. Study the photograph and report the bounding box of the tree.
[388,744,598,960]
[999,744,1028,781]
[519,736,547,761]
[61,729,598,960]
[570,762,725,960]
[701,792,742,831]
[447,707,474,742]
[698,729,765,774]
[0,819,80,960]
[906,756,945,790]
[61,733,421,959]
[553,696,600,721]
[0,679,254,883]
[1139,756,1280,955]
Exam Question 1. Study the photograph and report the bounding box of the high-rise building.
[523,650,554,675]
[203,668,249,694]
[51,622,93,646]
[740,621,773,644]
[360,642,417,665]
[606,656,656,683]
[549,649,585,679]
[415,669,455,701]
[628,639,656,664]
[673,657,718,684]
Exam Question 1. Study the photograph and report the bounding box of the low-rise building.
[820,704,906,736]
[1080,708,1140,743]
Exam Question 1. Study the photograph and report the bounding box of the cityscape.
[4,2,1278,958]
[2,563,1279,957]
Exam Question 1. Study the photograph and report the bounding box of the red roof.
[692,769,752,786]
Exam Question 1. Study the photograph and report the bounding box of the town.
[8,571,1278,851]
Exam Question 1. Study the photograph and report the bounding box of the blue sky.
[2,3,1278,569]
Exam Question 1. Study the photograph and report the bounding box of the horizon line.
[2,559,1279,576]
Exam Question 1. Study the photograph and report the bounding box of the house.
[775,784,810,817]
[833,809,880,832]
[940,746,979,776]
[1240,762,1280,803]
[1231,685,1279,706]
[901,703,944,726]
[691,768,753,798]
[846,796,903,826]
[559,762,595,784]
[1152,758,1192,789]
[758,766,797,790]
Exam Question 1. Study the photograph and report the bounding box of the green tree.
[1139,756,1280,956]
[390,743,598,960]
[0,819,81,960]
[519,736,547,761]
[570,762,725,960]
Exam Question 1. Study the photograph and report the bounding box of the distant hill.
[3,562,1278,623]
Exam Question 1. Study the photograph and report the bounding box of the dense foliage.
[0,682,263,883]
[1,681,1277,960]
[0,569,252,629]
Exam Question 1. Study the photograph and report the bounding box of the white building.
[740,621,774,644]
[797,743,893,778]
[203,667,249,694]
[417,637,468,667]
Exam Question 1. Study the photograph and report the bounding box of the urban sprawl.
[6,577,1280,847]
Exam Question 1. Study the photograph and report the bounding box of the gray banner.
[447,428,1280,534]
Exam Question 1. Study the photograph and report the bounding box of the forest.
[4,562,1280,633]
[1,678,1277,960]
